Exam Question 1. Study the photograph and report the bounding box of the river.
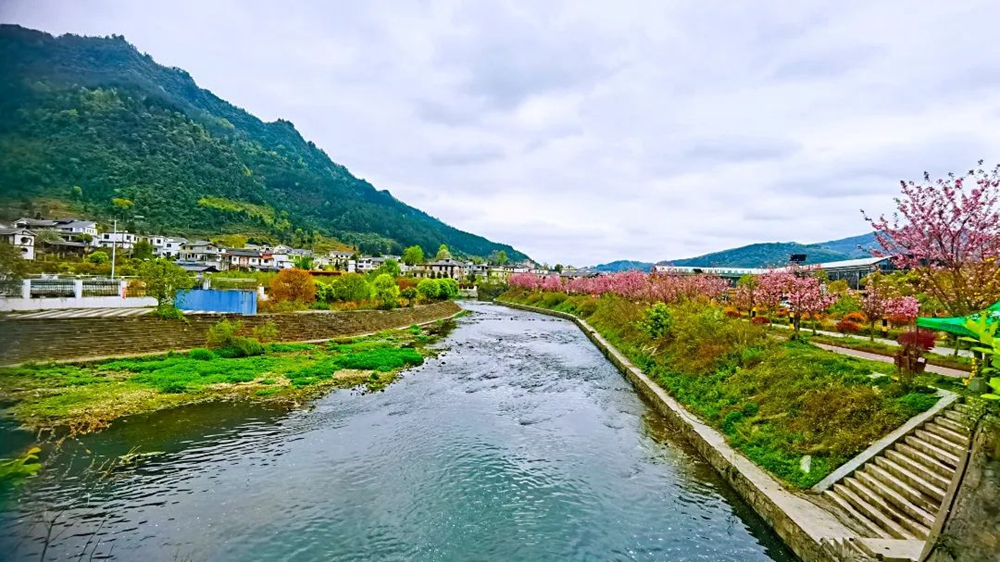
[0,302,795,561]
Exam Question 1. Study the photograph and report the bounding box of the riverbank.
[498,290,940,489]
[0,318,458,435]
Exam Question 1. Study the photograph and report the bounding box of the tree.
[132,239,155,260]
[435,244,451,260]
[864,161,1000,315]
[757,269,796,321]
[292,255,314,270]
[731,274,759,316]
[373,258,401,278]
[69,185,83,201]
[138,258,194,307]
[860,274,896,341]
[88,251,110,264]
[495,250,508,265]
[269,268,316,304]
[0,243,29,294]
[371,273,400,309]
[78,232,93,244]
[330,273,370,302]
[402,245,424,266]
[111,197,133,211]
[786,276,836,336]
[417,278,441,301]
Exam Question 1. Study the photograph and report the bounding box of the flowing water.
[0,302,795,561]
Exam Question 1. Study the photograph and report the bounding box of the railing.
[29,279,76,298]
[82,280,123,297]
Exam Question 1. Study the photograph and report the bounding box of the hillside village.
[0,215,585,281]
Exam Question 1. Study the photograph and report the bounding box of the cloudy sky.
[3,1,1000,265]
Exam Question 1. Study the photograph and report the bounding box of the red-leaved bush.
[751,317,770,325]
[836,320,862,334]
[897,329,936,353]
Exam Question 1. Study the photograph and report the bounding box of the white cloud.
[3,0,1000,265]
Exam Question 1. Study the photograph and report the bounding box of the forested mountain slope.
[0,25,526,259]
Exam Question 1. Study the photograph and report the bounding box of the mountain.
[592,260,654,272]
[813,232,879,259]
[0,25,527,259]
[664,242,850,269]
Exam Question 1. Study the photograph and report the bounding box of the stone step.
[857,538,926,562]
[953,402,973,415]
[825,490,892,539]
[845,476,931,539]
[923,421,970,447]
[858,466,936,529]
[935,415,971,435]
[876,457,945,506]
[894,443,955,479]
[914,429,966,458]
[942,409,970,425]
[882,445,954,490]
[834,482,916,540]
[905,435,960,468]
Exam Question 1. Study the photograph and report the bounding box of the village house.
[14,217,98,244]
[0,227,36,260]
[95,231,138,251]
[179,241,227,270]
[414,258,469,279]
[227,249,276,271]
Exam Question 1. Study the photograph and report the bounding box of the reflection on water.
[1,302,796,561]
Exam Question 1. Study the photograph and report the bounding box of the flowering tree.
[757,269,795,321]
[860,274,895,341]
[730,275,758,316]
[540,275,563,292]
[508,273,540,290]
[864,162,1000,315]
[786,276,836,335]
[885,296,920,326]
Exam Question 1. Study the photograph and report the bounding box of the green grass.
[501,290,940,489]
[0,326,442,432]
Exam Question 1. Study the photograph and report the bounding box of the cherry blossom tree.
[786,276,836,336]
[860,274,896,341]
[885,296,920,326]
[540,275,563,292]
[757,269,796,321]
[863,161,1000,315]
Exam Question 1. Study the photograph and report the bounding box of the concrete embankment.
[0,301,461,366]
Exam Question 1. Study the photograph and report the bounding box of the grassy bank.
[499,290,939,488]
[0,320,455,434]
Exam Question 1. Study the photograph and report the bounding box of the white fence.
[0,279,157,312]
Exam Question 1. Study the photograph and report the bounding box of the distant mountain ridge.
[0,25,527,260]
[591,233,879,271]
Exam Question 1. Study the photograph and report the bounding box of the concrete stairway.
[824,403,971,543]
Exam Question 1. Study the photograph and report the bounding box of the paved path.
[4,307,154,320]
[769,322,972,358]
[812,342,969,379]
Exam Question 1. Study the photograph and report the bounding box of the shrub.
[400,287,417,305]
[253,320,279,343]
[637,302,673,339]
[540,292,568,308]
[371,273,400,309]
[836,320,862,334]
[188,348,215,360]
[842,311,866,324]
[154,304,186,321]
[724,308,741,318]
[87,251,110,264]
[417,278,441,301]
[897,329,936,352]
[330,273,370,302]
[439,278,460,299]
[206,319,266,357]
[751,316,770,325]
[207,319,243,348]
[269,268,316,305]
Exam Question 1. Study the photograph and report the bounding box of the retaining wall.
[0,301,461,365]
[499,300,858,562]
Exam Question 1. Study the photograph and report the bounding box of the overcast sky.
[4,1,1000,265]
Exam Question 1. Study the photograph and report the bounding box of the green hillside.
[667,242,849,268]
[0,25,526,259]
[592,260,654,272]
[814,232,878,259]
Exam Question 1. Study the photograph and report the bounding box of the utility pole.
[110,219,118,280]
